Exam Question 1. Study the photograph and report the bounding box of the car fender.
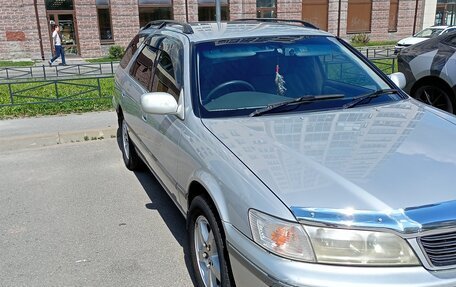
[184,164,297,237]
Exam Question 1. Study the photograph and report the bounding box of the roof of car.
[140,20,332,43]
[430,25,454,29]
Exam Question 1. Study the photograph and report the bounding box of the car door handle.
[142,114,148,122]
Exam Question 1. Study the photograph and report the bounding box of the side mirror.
[389,72,406,89]
[141,92,178,115]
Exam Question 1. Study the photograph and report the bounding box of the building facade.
[0,0,430,60]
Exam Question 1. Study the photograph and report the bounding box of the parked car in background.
[394,25,456,54]
[398,30,456,114]
[114,19,456,287]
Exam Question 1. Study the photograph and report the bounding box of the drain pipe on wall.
[337,0,342,37]
[34,0,45,60]
[185,0,189,22]
[216,0,221,26]
[412,0,419,34]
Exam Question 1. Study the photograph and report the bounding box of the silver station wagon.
[113,19,456,287]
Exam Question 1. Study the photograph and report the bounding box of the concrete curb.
[0,127,118,152]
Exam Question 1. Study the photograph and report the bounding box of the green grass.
[370,58,398,75]
[352,40,397,47]
[0,60,35,67]
[0,77,114,119]
[86,57,119,63]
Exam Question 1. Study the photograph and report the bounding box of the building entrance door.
[48,13,79,55]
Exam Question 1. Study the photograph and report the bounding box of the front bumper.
[394,45,410,54]
[225,223,456,287]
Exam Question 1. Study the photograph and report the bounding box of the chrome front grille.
[420,231,456,267]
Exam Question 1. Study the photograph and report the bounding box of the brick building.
[0,0,431,60]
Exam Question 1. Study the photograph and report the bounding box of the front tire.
[188,196,234,287]
[121,119,141,170]
[414,84,456,114]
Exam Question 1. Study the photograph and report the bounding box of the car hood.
[202,100,456,213]
[397,36,427,46]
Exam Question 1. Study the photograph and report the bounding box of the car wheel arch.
[116,106,124,127]
[411,76,455,98]
[410,75,456,114]
[187,179,229,226]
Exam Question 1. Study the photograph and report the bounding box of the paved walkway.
[35,56,89,66]
[0,111,118,151]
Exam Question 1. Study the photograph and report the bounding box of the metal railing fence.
[0,62,118,81]
[369,57,397,74]
[0,75,114,107]
[357,47,396,59]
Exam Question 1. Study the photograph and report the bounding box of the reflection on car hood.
[397,36,427,46]
[203,100,456,213]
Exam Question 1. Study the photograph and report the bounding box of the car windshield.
[196,36,397,117]
[414,28,444,38]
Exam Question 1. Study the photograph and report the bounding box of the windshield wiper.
[342,89,399,109]
[249,94,344,117]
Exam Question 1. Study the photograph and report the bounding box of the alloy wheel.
[417,85,454,114]
[194,215,221,287]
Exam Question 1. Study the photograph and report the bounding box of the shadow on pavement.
[116,128,196,285]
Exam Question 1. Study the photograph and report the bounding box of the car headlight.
[304,226,420,266]
[249,209,316,262]
[249,210,420,266]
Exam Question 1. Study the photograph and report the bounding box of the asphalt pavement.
[0,113,194,286]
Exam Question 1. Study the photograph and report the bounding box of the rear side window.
[442,28,456,35]
[129,45,158,90]
[152,51,180,100]
[120,34,147,68]
[444,34,456,47]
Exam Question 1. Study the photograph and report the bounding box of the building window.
[46,0,73,10]
[139,0,173,28]
[388,0,398,32]
[302,0,328,30]
[435,1,456,26]
[198,0,229,21]
[347,0,372,33]
[257,0,276,18]
[97,0,113,43]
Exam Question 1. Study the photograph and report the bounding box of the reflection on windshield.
[196,36,392,116]
[414,28,444,38]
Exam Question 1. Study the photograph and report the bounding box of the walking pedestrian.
[49,25,67,66]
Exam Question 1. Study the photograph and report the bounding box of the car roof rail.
[141,20,194,34]
[233,18,319,29]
